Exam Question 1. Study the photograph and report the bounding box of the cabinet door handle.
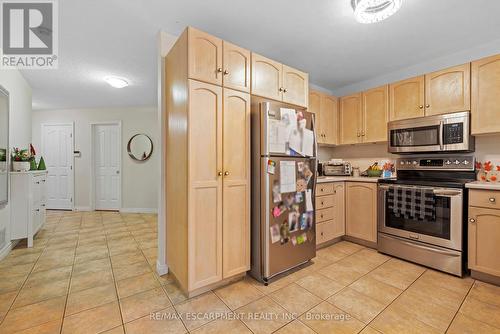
[419,105,424,109]
[425,104,430,108]
[217,68,223,73]
[218,171,223,177]
[283,88,288,93]
[279,87,284,92]
[469,218,476,223]
[223,70,229,75]
[320,214,324,219]
[224,171,230,176]
[489,197,496,203]
[321,201,324,205]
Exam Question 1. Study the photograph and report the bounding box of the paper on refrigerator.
[268,119,287,153]
[280,108,297,138]
[302,128,315,157]
[279,161,296,193]
[305,189,313,212]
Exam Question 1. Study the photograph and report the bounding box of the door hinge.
[70,166,73,170]
[70,198,73,203]
[70,133,73,138]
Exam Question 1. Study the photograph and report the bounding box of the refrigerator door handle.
[311,113,318,200]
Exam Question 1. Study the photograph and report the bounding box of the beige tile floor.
[0,211,500,333]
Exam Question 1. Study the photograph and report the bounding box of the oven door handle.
[439,120,444,151]
[433,189,462,197]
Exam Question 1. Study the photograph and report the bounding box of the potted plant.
[11,148,32,172]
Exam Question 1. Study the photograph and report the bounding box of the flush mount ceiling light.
[351,0,403,24]
[104,76,129,88]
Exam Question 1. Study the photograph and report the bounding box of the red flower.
[484,161,493,172]
[475,162,482,170]
[497,165,500,172]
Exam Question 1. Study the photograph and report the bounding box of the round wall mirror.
[127,134,153,161]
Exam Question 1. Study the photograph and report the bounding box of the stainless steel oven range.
[378,156,476,276]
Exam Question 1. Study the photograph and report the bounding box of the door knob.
[224,171,230,176]
[218,171,223,176]
[116,171,120,174]
[489,197,496,203]
[223,70,229,75]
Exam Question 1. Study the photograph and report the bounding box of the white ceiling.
[24,0,500,110]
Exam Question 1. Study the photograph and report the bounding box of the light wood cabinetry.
[471,54,500,135]
[389,76,425,121]
[362,85,389,143]
[251,53,308,107]
[188,27,223,86]
[187,27,250,93]
[468,189,500,278]
[339,93,362,145]
[345,182,377,243]
[222,41,251,93]
[425,64,470,116]
[165,28,250,296]
[315,182,345,246]
[309,90,338,145]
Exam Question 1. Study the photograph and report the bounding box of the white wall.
[32,107,158,212]
[0,69,32,259]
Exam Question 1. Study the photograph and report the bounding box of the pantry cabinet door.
[251,53,283,101]
[222,41,251,93]
[309,91,323,143]
[471,55,500,135]
[321,94,338,145]
[339,93,362,145]
[345,182,377,243]
[468,207,500,277]
[188,80,223,290]
[389,76,425,121]
[425,63,471,116]
[332,183,345,238]
[362,85,388,143]
[282,65,309,107]
[188,27,223,86]
[222,89,251,278]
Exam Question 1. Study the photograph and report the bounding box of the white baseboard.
[0,240,18,261]
[74,206,92,211]
[156,260,169,276]
[120,208,158,214]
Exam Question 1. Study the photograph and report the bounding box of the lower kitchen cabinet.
[468,189,500,278]
[345,182,377,243]
[316,182,345,246]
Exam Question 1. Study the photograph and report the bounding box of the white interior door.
[42,124,74,210]
[93,123,121,210]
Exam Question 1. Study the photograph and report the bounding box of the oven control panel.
[397,156,475,171]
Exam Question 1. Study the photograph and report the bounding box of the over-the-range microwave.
[387,111,475,154]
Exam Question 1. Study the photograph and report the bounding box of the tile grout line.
[58,212,84,334]
[443,279,476,333]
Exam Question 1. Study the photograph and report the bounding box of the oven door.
[378,185,463,251]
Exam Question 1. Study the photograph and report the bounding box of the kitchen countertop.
[465,181,500,191]
[317,176,390,183]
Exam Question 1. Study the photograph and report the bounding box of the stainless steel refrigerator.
[250,101,317,284]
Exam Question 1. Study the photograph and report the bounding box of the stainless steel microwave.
[387,111,474,154]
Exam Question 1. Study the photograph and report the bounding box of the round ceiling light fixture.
[351,0,403,24]
[104,76,129,88]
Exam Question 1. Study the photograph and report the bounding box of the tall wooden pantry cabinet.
[165,27,251,296]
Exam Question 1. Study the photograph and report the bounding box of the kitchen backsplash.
[319,134,500,171]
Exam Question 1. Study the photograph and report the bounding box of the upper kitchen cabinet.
[389,76,425,121]
[425,63,471,116]
[471,54,500,135]
[187,27,250,92]
[188,27,223,86]
[362,85,388,143]
[222,41,251,93]
[251,53,283,101]
[310,90,338,145]
[251,53,309,107]
[339,93,362,145]
[282,65,309,107]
